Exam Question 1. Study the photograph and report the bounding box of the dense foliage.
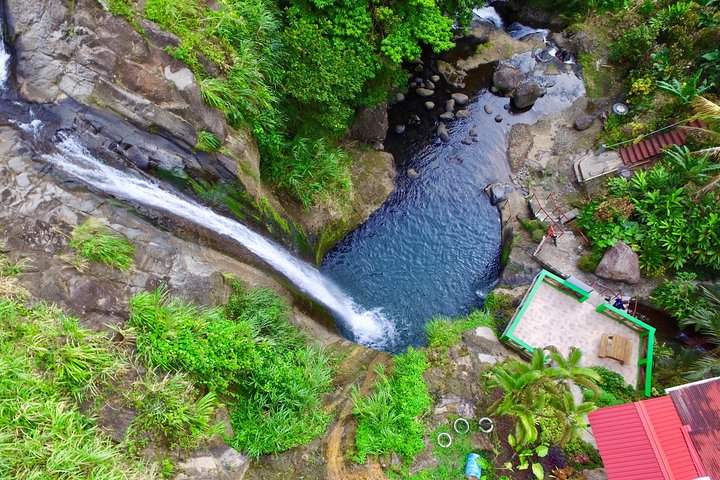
[577,147,720,273]
[103,0,470,207]
[597,0,719,145]
[581,366,637,407]
[128,283,334,457]
[352,348,432,463]
[486,347,601,448]
[651,275,720,381]
[0,299,153,479]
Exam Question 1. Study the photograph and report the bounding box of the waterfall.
[507,22,549,42]
[42,134,394,349]
[472,6,503,28]
[0,15,10,92]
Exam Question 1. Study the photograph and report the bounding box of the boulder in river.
[445,99,455,113]
[437,60,467,89]
[486,183,513,206]
[595,241,641,284]
[407,168,420,178]
[484,104,493,114]
[512,80,545,109]
[451,93,469,105]
[495,115,503,123]
[455,110,470,118]
[437,123,450,142]
[425,80,435,90]
[430,74,440,83]
[492,62,524,95]
[416,87,434,98]
[439,112,454,120]
[424,101,435,110]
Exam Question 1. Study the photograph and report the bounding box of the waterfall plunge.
[0,22,10,92]
[42,134,394,349]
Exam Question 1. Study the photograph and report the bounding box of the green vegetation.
[103,0,472,207]
[486,347,600,448]
[195,131,222,152]
[128,283,334,457]
[70,218,135,271]
[352,348,432,463]
[577,145,720,273]
[127,372,223,451]
[651,275,720,381]
[582,366,637,407]
[425,310,495,348]
[577,251,602,273]
[0,298,152,479]
[520,218,548,243]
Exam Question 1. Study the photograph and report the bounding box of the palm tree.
[680,284,720,380]
[688,96,720,198]
[486,346,601,448]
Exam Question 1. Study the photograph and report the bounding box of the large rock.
[512,79,545,108]
[574,114,595,131]
[492,62,524,94]
[437,60,467,89]
[349,103,389,143]
[595,241,641,284]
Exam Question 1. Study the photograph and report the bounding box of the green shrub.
[128,284,334,457]
[0,299,150,479]
[484,292,511,315]
[70,219,135,271]
[425,310,494,348]
[650,272,706,319]
[563,439,603,469]
[577,251,602,273]
[353,348,432,463]
[577,158,720,272]
[128,372,223,451]
[265,136,353,208]
[610,24,658,63]
[586,366,637,405]
[195,131,222,152]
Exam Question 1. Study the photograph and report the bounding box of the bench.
[599,333,633,365]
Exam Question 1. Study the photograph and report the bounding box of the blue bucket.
[465,452,482,478]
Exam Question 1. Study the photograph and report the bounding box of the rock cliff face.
[4,0,396,254]
[4,0,305,253]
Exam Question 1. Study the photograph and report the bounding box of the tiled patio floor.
[511,281,640,387]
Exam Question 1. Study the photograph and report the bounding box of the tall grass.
[128,283,334,457]
[352,348,432,463]
[128,372,223,451]
[70,218,135,271]
[0,299,152,479]
[425,310,495,349]
[137,0,353,207]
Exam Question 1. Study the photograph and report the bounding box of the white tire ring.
[478,417,494,433]
[453,418,470,434]
[437,432,452,448]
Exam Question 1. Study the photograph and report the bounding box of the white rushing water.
[0,25,10,92]
[472,6,503,28]
[43,134,394,348]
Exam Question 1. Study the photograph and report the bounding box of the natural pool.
[322,51,585,352]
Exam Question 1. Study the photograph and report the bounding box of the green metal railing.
[500,269,655,397]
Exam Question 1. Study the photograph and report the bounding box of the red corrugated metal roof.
[668,378,720,479]
[589,403,666,480]
[589,397,703,480]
